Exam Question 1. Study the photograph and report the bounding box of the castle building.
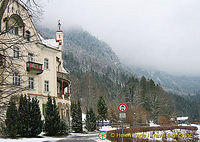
[0,0,71,122]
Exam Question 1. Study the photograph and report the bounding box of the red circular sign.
[118,103,127,112]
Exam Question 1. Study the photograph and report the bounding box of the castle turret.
[56,20,64,50]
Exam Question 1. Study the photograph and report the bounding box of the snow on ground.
[149,121,160,127]
[191,124,200,139]
[0,126,117,142]
[0,137,65,142]
[100,126,117,132]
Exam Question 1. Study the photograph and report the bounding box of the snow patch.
[100,126,117,131]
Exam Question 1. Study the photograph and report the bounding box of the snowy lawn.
[99,126,118,132]
[0,125,118,142]
[0,136,66,142]
[191,124,200,140]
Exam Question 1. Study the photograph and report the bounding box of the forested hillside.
[37,26,200,122]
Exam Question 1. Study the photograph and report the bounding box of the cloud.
[39,0,200,76]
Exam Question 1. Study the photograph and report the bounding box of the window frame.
[28,77,34,90]
[28,53,34,62]
[44,80,49,92]
[44,58,49,70]
[13,72,20,86]
[26,30,31,42]
[13,46,19,59]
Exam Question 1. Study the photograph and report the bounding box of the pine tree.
[85,107,96,132]
[97,96,108,127]
[18,95,29,137]
[29,97,43,137]
[71,101,78,132]
[44,96,54,136]
[5,98,18,138]
[71,100,83,133]
[44,96,61,136]
[52,97,61,135]
[77,100,83,132]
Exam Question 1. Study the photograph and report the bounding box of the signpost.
[118,103,127,142]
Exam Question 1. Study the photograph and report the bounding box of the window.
[44,58,49,70]
[7,6,9,13]
[28,53,34,62]
[8,27,18,35]
[9,27,15,34]
[44,80,49,92]
[29,77,34,90]
[13,73,20,86]
[26,30,30,41]
[13,46,19,58]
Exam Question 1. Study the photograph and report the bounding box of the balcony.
[57,71,70,82]
[26,61,43,75]
[57,71,70,98]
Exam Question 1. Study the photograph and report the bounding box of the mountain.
[36,26,200,121]
[125,65,200,96]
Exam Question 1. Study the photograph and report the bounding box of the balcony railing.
[57,71,70,81]
[26,61,43,75]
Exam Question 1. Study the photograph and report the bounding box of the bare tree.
[0,0,42,124]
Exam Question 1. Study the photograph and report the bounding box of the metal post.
[122,119,124,142]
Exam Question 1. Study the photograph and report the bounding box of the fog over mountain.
[39,0,200,76]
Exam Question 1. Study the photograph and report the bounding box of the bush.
[58,119,69,136]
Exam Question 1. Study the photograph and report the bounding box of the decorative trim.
[27,93,63,100]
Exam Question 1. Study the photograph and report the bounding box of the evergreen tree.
[59,119,69,135]
[5,98,18,138]
[44,96,61,136]
[44,96,54,136]
[71,101,78,132]
[77,100,83,132]
[71,100,83,133]
[97,96,108,127]
[18,95,29,137]
[52,98,61,135]
[85,107,96,132]
[29,97,43,137]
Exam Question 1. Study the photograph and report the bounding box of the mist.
[39,0,200,76]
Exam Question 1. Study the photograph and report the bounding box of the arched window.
[26,30,31,42]
[44,58,49,70]
[13,46,19,58]
[7,14,24,36]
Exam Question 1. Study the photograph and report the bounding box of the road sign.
[118,103,127,112]
[119,113,126,119]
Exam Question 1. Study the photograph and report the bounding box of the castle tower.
[56,20,64,50]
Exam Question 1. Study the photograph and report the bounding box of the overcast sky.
[39,0,200,76]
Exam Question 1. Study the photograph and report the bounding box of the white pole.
[122,119,124,142]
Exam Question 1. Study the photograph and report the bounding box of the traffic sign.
[119,113,126,119]
[118,103,127,112]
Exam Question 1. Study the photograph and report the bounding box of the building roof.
[38,34,59,49]
[62,66,70,74]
